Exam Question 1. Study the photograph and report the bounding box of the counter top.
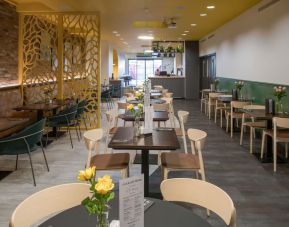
[148,76,185,79]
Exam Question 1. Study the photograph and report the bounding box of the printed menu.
[119,175,144,227]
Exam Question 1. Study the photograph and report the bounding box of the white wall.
[199,0,289,85]
[100,40,113,83]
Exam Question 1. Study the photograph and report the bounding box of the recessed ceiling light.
[144,50,153,53]
[123,42,128,45]
[120,38,124,41]
[191,23,197,26]
[181,33,187,36]
[200,13,207,17]
[138,35,154,40]
[178,37,183,40]
[207,6,215,9]
[112,31,118,34]
[115,34,120,36]
[184,30,189,33]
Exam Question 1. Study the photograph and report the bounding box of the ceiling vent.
[258,0,280,12]
[208,34,215,40]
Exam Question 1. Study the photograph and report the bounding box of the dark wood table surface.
[127,99,166,105]
[39,198,212,227]
[218,95,252,103]
[108,127,180,197]
[121,111,169,122]
[243,109,289,163]
[0,117,30,139]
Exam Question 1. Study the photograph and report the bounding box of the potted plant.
[273,86,287,113]
[234,81,245,99]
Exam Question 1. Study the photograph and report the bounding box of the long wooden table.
[108,127,180,197]
[120,111,169,122]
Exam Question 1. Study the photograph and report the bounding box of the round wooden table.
[39,198,212,227]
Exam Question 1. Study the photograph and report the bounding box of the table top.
[0,117,30,138]
[127,99,166,105]
[218,96,252,103]
[243,109,289,120]
[108,127,180,150]
[121,111,169,122]
[39,198,212,227]
[14,103,62,111]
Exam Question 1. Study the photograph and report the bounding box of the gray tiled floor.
[1,99,289,226]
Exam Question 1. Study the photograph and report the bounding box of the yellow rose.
[137,103,143,109]
[95,175,115,195]
[77,166,96,181]
[127,104,134,110]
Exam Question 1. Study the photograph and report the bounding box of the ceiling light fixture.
[200,13,207,16]
[181,33,187,36]
[184,30,189,33]
[112,31,118,34]
[191,23,197,26]
[120,38,124,41]
[207,6,215,9]
[123,42,128,45]
[115,34,120,36]
[138,35,154,40]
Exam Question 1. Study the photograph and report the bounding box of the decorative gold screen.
[19,12,100,128]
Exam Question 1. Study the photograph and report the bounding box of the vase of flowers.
[234,81,245,99]
[127,103,144,137]
[78,167,115,227]
[43,87,53,104]
[273,86,286,113]
[135,91,144,103]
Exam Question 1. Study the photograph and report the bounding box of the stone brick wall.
[0,0,18,84]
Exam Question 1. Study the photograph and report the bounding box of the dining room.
[1,0,289,227]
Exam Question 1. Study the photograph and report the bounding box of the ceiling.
[10,0,262,53]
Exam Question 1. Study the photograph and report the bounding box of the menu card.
[119,175,144,227]
[143,106,154,133]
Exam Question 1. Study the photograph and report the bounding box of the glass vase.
[134,117,141,137]
[96,211,109,227]
[276,100,283,114]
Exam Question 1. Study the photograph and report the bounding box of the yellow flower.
[137,103,143,109]
[95,175,115,195]
[127,104,134,110]
[77,166,96,181]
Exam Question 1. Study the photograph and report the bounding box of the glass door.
[136,60,145,86]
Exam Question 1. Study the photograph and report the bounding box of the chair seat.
[264,130,289,141]
[161,152,200,170]
[90,153,130,170]
[175,128,187,136]
[243,121,266,128]
[109,127,118,134]
[227,112,248,118]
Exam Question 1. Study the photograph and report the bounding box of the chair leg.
[27,151,36,186]
[286,143,288,159]
[163,167,168,180]
[40,141,49,172]
[83,117,88,130]
[261,132,266,159]
[231,117,233,138]
[15,155,18,170]
[226,114,229,132]
[75,125,80,142]
[68,126,74,148]
[250,127,254,154]
[274,140,277,172]
[214,108,217,123]
[220,109,223,128]
[240,124,244,145]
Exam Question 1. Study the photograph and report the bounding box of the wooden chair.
[161,97,175,128]
[165,92,173,98]
[154,85,164,91]
[200,89,210,114]
[261,117,289,172]
[83,128,129,178]
[162,89,169,97]
[208,92,222,119]
[226,101,251,138]
[9,183,90,227]
[161,128,207,181]
[160,178,237,227]
[105,110,118,149]
[117,102,129,126]
[240,105,266,154]
[214,95,231,128]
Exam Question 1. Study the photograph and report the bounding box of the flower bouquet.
[78,167,115,227]
[127,103,144,137]
[234,81,244,91]
[273,86,287,113]
[213,79,220,91]
[135,91,144,102]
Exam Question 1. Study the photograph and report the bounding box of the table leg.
[141,149,149,197]
[266,119,273,159]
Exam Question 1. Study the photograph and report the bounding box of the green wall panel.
[217,77,289,112]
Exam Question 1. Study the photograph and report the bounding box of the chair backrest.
[243,105,265,110]
[273,117,289,129]
[209,92,222,99]
[76,99,87,117]
[117,102,129,111]
[0,119,46,155]
[153,103,170,112]
[230,101,251,110]
[162,89,169,95]
[154,85,164,91]
[83,128,103,167]
[177,111,189,153]
[9,183,90,227]
[165,92,173,98]
[160,178,236,227]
